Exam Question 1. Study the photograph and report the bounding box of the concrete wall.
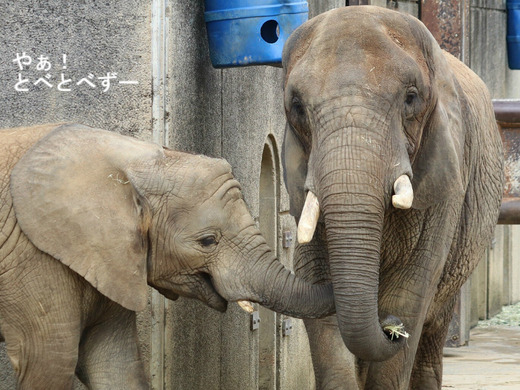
[470,0,509,98]
[0,1,153,139]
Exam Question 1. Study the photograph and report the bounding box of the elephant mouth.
[153,272,228,312]
[197,272,228,312]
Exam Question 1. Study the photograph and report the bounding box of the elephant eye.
[199,235,218,247]
[405,89,417,105]
[403,87,419,121]
[292,98,305,117]
[289,95,312,148]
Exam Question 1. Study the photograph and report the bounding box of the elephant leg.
[76,302,149,390]
[0,252,82,389]
[304,316,359,389]
[409,196,492,389]
[409,295,457,390]
[294,223,358,389]
[3,331,79,390]
[1,303,80,390]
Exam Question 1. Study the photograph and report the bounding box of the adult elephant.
[281,6,504,389]
[0,123,334,389]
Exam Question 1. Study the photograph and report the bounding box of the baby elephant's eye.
[199,235,218,247]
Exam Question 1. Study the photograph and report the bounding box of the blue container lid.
[205,1,308,22]
[508,0,520,9]
[204,0,308,67]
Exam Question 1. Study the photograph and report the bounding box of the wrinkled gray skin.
[0,123,334,390]
[282,7,504,389]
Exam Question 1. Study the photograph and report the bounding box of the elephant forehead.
[314,6,416,45]
[292,8,429,96]
[312,32,414,74]
[180,201,249,237]
[181,186,243,222]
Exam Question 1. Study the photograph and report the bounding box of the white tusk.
[392,175,413,209]
[237,300,255,314]
[298,191,320,244]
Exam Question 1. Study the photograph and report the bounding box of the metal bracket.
[250,311,261,331]
[282,318,293,336]
[283,231,293,248]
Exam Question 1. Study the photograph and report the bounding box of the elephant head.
[10,124,334,318]
[282,7,465,361]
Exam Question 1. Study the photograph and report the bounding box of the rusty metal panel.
[421,0,463,58]
[494,100,520,224]
[494,100,520,124]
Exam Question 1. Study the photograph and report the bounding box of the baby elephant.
[0,123,334,389]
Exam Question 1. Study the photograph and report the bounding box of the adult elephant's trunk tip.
[340,313,408,362]
[381,315,409,342]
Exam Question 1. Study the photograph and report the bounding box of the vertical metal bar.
[150,291,165,390]
[152,0,170,147]
[151,0,169,388]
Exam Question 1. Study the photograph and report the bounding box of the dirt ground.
[443,326,520,389]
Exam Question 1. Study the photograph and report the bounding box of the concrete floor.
[443,326,520,389]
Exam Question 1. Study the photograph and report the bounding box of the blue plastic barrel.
[204,0,308,68]
[508,0,520,69]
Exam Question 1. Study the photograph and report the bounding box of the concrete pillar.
[487,226,506,318]
[470,254,489,326]
[511,226,520,304]
[503,225,513,307]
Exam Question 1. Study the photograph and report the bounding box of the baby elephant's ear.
[11,124,164,312]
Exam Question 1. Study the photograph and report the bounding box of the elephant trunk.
[213,232,335,319]
[317,125,406,362]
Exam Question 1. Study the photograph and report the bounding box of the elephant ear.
[282,10,323,81]
[282,16,322,218]
[282,123,308,218]
[411,46,466,209]
[11,124,165,311]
